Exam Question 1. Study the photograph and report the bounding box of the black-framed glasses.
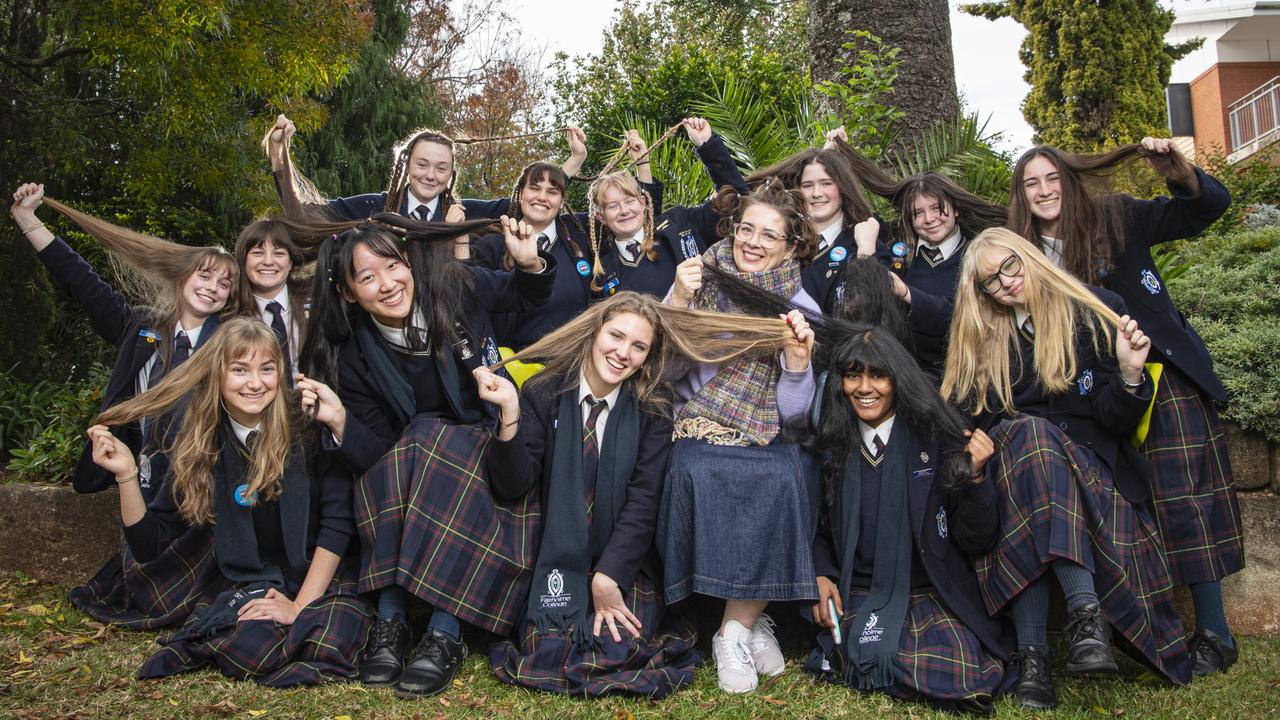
[978,254,1023,295]
[733,222,787,247]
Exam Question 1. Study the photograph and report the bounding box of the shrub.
[1,364,108,484]
[1166,227,1280,441]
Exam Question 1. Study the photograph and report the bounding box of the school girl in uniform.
[483,292,717,698]
[470,162,595,349]
[943,228,1190,709]
[297,212,554,698]
[749,127,892,313]
[588,118,749,297]
[806,323,1015,714]
[85,318,370,686]
[232,218,309,385]
[264,113,587,222]
[11,183,235,628]
[882,174,1007,381]
[660,181,820,694]
[1009,138,1243,676]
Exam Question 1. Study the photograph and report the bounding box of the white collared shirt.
[816,217,845,254]
[373,308,431,355]
[614,230,645,263]
[406,191,440,221]
[535,221,559,250]
[857,415,896,456]
[1014,307,1033,336]
[1040,235,1064,268]
[228,416,261,447]
[577,374,623,437]
[138,320,205,392]
[919,229,963,263]
[254,287,300,367]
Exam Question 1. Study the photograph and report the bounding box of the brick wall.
[1191,62,1280,157]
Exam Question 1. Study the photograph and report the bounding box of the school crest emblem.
[920,451,930,464]
[679,230,699,259]
[1077,369,1094,396]
[539,568,571,609]
[937,506,949,539]
[482,337,500,367]
[859,612,884,644]
[1140,268,1161,295]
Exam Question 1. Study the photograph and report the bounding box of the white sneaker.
[713,620,758,693]
[748,614,785,677]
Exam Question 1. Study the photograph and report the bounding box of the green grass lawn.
[1,572,1277,719]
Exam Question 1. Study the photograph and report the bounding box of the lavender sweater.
[667,288,819,426]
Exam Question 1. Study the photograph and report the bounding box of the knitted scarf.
[674,240,802,445]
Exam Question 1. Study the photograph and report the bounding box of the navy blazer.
[331,260,555,475]
[977,288,1154,505]
[124,432,357,585]
[272,169,511,223]
[902,237,969,382]
[500,380,672,595]
[812,428,1011,661]
[37,237,223,495]
[801,222,896,314]
[1102,169,1231,400]
[471,216,594,350]
[650,133,749,264]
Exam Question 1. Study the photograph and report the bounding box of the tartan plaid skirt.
[1139,365,1245,584]
[68,525,230,630]
[978,415,1189,685]
[137,579,371,687]
[806,588,1013,707]
[488,570,700,698]
[356,416,539,635]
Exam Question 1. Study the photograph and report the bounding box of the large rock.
[1220,493,1280,637]
[1224,423,1271,490]
[0,483,118,584]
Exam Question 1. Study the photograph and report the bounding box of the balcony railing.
[1228,75,1280,162]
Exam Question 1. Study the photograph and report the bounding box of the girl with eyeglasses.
[943,228,1189,709]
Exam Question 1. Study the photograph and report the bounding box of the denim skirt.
[658,439,820,604]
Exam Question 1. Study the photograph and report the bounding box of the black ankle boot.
[358,616,411,686]
[1012,646,1057,710]
[1189,628,1239,677]
[395,629,468,699]
[1064,602,1118,674]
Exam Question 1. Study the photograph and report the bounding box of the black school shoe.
[1064,602,1119,675]
[1012,647,1057,710]
[395,628,469,699]
[1189,628,1239,677]
[359,616,412,685]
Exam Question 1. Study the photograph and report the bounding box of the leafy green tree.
[962,0,1201,150]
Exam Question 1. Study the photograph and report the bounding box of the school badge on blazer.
[1077,369,1094,396]
[679,230,699,259]
[936,506,948,539]
[540,568,570,609]
[1140,268,1161,295]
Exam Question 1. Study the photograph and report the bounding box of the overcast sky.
[494,1,1035,154]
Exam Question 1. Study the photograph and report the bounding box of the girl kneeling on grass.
[86,318,369,686]
[806,322,1015,714]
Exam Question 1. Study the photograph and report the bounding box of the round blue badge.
[575,259,591,276]
[891,241,909,257]
[233,484,253,507]
[829,246,848,262]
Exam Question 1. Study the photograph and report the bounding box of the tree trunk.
[809,0,960,153]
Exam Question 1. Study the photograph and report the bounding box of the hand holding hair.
[87,424,138,479]
[852,216,880,258]
[824,125,849,150]
[296,373,346,440]
[499,214,544,273]
[681,117,712,147]
[1115,314,1151,387]
[591,572,642,642]
[964,428,994,482]
[268,114,296,147]
[1140,136,1199,192]
[888,268,912,304]
[472,366,518,418]
[669,255,705,307]
[781,309,814,371]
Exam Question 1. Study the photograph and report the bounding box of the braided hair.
[384,128,458,214]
